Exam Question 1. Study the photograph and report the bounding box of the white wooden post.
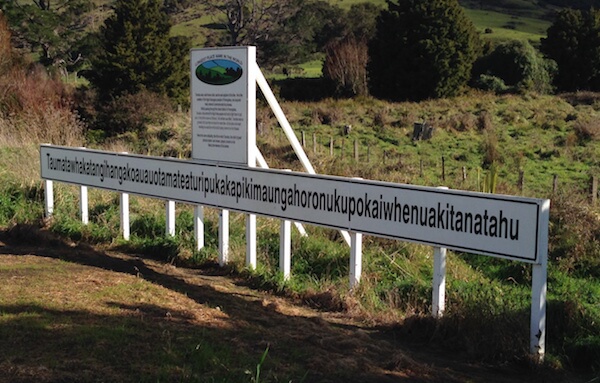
[432,186,449,318]
[79,186,88,224]
[530,199,550,360]
[219,209,229,266]
[349,231,362,289]
[120,193,130,241]
[166,200,175,237]
[44,180,54,218]
[280,218,292,280]
[246,214,257,269]
[432,246,447,318]
[194,205,204,250]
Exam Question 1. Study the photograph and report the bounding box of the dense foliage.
[368,0,481,101]
[472,40,555,94]
[541,8,600,92]
[85,0,189,104]
[1,0,93,72]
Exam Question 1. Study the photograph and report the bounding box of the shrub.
[93,91,174,136]
[323,36,369,97]
[472,40,554,94]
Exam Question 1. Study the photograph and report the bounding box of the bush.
[93,91,174,136]
[472,40,554,94]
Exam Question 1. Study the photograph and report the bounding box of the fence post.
[120,193,130,241]
[441,156,446,181]
[420,159,423,178]
[79,185,88,225]
[592,176,598,206]
[301,131,306,148]
[330,137,334,157]
[518,170,525,193]
[44,180,54,218]
[313,133,317,153]
[354,139,359,161]
[462,166,467,182]
[166,200,175,237]
[552,174,558,194]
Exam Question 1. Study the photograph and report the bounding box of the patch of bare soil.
[0,225,583,383]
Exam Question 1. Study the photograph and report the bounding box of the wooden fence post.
[518,170,525,193]
[441,156,445,181]
[330,137,334,157]
[354,139,359,161]
[592,176,598,206]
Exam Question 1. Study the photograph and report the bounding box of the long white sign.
[40,145,549,263]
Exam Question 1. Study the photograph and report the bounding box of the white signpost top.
[40,145,549,264]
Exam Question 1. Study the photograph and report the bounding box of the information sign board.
[190,47,256,165]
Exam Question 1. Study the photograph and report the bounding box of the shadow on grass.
[0,224,581,383]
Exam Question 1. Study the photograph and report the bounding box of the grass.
[465,8,550,43]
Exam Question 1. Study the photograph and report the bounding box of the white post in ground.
[79,186,88,224]
[432,186,449,318]
[44,180,53,218]
[120,193,130,241]
[194,205,204,251]
[280,218,292,280]
[166,200,175,237]
[432,246,447,318]
[530,199,550,360]
[219,209,229,266]
[349,231,363,289]
[246,214,257,269]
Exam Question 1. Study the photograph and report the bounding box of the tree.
[472,40,555,94]
[541,8,600,92]
[200,0,299,47]
[323,36,369,97]
[368,0,481,101]
[1,0,93,71]
[85,0,190,104]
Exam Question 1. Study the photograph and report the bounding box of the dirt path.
[0,226,575,382]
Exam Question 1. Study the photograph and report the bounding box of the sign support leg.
[194,205,204,251]
[280,218,291,280]
[246,214,257,269]
[120,193,130,241]
[219,209,229,266]
[349,231,362,289]
[44,180,53,218]
[530,262,547,359]
[432,246,447,318]
[166,200,175,237]
[79,186,88,225]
